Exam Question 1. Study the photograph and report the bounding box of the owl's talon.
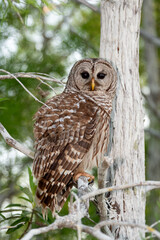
[73,172,95,186]
[88,178,94,186]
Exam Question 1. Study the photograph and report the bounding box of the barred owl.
[33,58,117,215]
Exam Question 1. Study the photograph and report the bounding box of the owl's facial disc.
[69,59,116,93]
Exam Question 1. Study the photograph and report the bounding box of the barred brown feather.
[33,58,117,215]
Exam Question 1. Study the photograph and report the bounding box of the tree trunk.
[99,1,145,239]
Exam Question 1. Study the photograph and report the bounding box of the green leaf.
[28,167,37,196]
[5,203,27,209]
[19,186,33,203]
[0,215,22,224]
[0,213,6,219]
[18,196,32,203]
[0,209,22,213]
[6,217,29,234]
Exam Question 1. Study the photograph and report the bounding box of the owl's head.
[65,58,117,97]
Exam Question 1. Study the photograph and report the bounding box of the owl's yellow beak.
[91,78,95,91]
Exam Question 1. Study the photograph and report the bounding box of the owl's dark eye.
[97,72,106,79]
[81,71,90,79]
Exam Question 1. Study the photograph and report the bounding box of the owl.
[33,58,117,215]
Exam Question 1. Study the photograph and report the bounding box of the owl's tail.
[34,142,83,217]
[35,171,74,217]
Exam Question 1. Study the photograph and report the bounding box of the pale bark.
[100,0,145,239]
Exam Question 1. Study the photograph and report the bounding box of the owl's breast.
[78,109,109,171]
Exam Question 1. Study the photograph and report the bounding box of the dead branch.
[145,128,160,140]
[0,222,25,231]
[141,28,160,47]
[72,0,100,13]
[80,181,160,201]
[142,91,160,120]
[21,218,112,240]
[95,220,160,239]
[0,69,51,109]
[0,71,63,84]
[0,123,34,159]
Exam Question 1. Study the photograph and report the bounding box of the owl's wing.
[33,92,99,213]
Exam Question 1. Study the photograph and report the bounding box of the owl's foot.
[73,172,95,185]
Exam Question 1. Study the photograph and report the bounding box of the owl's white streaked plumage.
[33,58,117,214]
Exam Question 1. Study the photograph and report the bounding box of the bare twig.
[95,220,160,239]
[0,122,34,159]
[20,178,160,240]
[36,77,57,95]
[0,70,51,109]
[0,222,25,231]
[142,92,160,120]
[151,220,160,228]
[72,0,100,13]
[141,29,160,47]
[145,128,160,140]
[21,218,112,240]
[0,71,63,84]
[80,181,160,201]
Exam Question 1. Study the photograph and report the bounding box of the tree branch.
[80,181,160,201]
[95,220,160,239]
[0,123,34,159]
[145,128,160,140]
[0,222,25,231]
[21,217,112,240]
[142,91,160,120]
[140,28,160,47]
[72,0,100,13]
[21,176,112,240]
[0,71,63,84]
[0,69,52,109]
[20,177,160,240]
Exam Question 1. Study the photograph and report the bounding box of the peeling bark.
[100,0,145,239]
